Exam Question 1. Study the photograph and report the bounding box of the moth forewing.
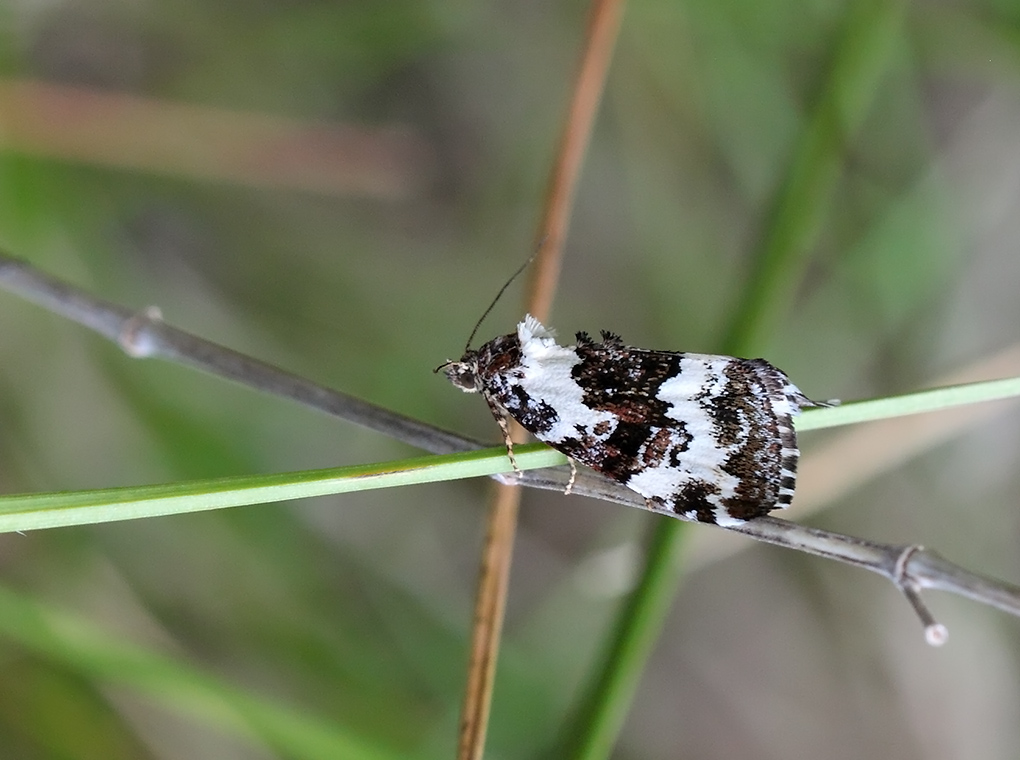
[443,313,826,524]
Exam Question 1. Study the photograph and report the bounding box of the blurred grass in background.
[1,0,1020,757]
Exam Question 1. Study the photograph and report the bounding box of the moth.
[441,314,829,525]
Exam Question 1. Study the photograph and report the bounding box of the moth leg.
[485,396,521,474]
[643,497,664,513]
[563,459,577,495]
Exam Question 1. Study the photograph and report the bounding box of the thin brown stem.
[0,79,430,198]
[456,485,520,760]
[457,1,627,757]
[527,0,627,323]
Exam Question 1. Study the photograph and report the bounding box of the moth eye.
[443,363,479,392]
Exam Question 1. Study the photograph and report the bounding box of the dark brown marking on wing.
[566,341,691,483]
[671,481,721,523]
[472,333,559,435]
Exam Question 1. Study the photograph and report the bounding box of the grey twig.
[517,466,1020,641]
[0,253,481,456]
[2,251,1019,642]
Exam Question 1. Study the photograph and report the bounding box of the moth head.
[435,352,482,393]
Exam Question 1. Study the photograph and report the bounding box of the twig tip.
[925,623,949,647]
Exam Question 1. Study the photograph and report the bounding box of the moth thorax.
[443,357,481,393]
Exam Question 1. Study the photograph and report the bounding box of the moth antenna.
[462,253,536,352]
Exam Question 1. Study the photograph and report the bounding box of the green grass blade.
[2,375,1017,535]
[0,583,404,760]
[553,523,691,760]
[558,2,910,757]
[795,376,1020,431]
[721,0,910,352]
[0,444,564,533]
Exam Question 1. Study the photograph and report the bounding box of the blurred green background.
[1,0,1020,757]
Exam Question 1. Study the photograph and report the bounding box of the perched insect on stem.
[440,314,831,525]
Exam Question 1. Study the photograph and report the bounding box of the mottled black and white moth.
[441,314,829,525]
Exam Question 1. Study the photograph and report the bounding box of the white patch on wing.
[622,355,749,509]
[627,463,709,504]
[514,317,617,443]
[771,392,798,419]
[649,356,743,501]
[661,354,731,402]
